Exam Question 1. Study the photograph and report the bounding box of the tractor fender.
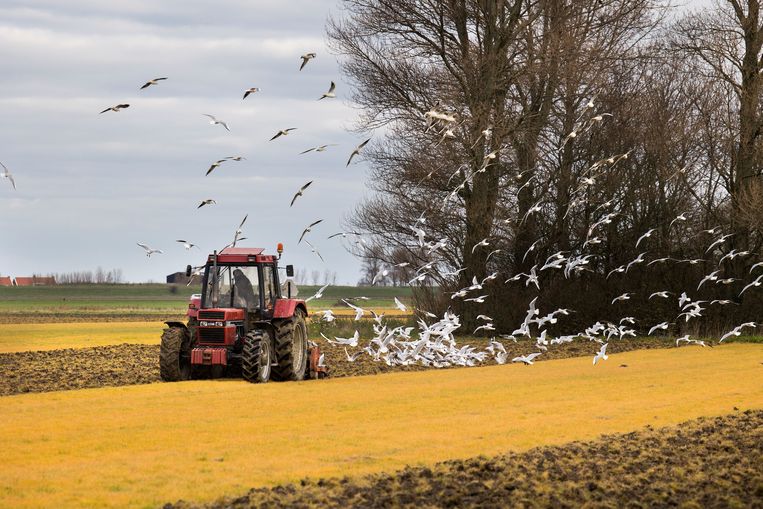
[273,299,307,319]
[164,321,188,330]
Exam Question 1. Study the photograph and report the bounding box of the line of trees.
[44,268,124,284]
[330,0,763,333]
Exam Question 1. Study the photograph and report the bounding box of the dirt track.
[165,410,763,509]
[0,338,683,396]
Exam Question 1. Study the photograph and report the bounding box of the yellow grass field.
[0,322,165,353]
[0,344,761,508]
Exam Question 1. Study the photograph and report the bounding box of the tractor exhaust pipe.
[211,250,219,308]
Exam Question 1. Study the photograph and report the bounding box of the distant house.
[14,276,56,286]
[167,272,192,285]
[0,277,13,287]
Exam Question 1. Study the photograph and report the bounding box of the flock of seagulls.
[88,51,377,265]
[290,97,762,370]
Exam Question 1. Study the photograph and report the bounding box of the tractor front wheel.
[242,330,272,383]
[160,327,191,381]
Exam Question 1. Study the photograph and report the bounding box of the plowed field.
[0,344,760,508]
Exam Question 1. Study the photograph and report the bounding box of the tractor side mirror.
[185,265,192,277]
[286,265,294,277]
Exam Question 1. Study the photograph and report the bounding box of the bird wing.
[309,219,323,228]
[299,56,309,70]
[328,81,336,93]
[220,121,230,131]
[238,215,248,229]
[298,228,309,244]
[290,192,300,207]
[301,180,313,192]
[270,131,282,141]
[203,114,217,121]
[300,147,316,154]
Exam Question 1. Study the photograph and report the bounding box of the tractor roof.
[209,247,276,264]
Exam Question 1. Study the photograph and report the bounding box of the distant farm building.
[166,272,193,285]
[0,277,13,286]
[14,276,57,286]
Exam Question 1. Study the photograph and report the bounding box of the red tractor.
[160,246,326,383]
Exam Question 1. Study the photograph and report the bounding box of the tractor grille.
[199,310,226,320]
[198,328,226,344]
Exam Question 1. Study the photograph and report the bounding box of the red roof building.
[14,276,56,286]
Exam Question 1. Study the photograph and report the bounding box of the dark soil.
[0,338,682,397]
[165,410,763,509]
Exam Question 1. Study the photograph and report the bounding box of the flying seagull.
[290,180,313,207]
[242,87,260,99]
[176,240,199,250]
[304,240,325,263]
[298,219,323,244]
[346,138,371,167]
[592,343,608,365]
[202,114,230,131]
[318,81,336,100]
[197,199,216,209]
[270,128,297,141]
[511,352,542,365]
[205,159,227,176]
[232,214,248,247]
[137,242,163,257]
[100,104,129,114]
[299,52,316,70]
[140,77,168,90]
[0,162,16,190]
[300,144,337,154]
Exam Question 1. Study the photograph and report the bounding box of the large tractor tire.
[242,330,272,383]
[271,310,308,381]
[160,327,191,381]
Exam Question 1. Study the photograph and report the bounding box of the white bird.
[464,295,488,303]
[592,343,608,365]
[318,81,336,100]
[317,353,326,368]
[750,261,763,273]
[372,269,389,285]
[607,265,626,279]
[242,87,261,99]
[197,199,216,209]
[332,330,360,347]
[342,299,365,321]
[100,103,130,114]
[300,144,337,154]
[202,114,230,131]
[298,219,323,244]
[345,347,363,362]
[648,322,670,335]
[697,270,720,290]
[270,128,297,141]
[626,252,647,273]
[705,234,733,254]
[319,309,336,322]
[299,52,316,70]
[137,242,163,257]
[512,352,543,365]
[346,138,371,167]
[739,275,763,296]
[611,292,633,305]
[290,180,313,207]
[0,162,16,190]
[175,240,199,250]
[140,77,168,90]
[394,297,407,312]
[303,240,325,263]
[669,213,687,228]
[635,229,655,249]
[678,292,692,307]
[471,238,490,254]
[719,322,757,342]
[232,214,248,247]
[649,291,671,300]
[305,283,330,302]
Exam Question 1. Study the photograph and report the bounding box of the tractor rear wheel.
[271,310,308,381]
[242,330,272,383]
[160,327,191,381]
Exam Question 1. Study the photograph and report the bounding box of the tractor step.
[191,347,227,366]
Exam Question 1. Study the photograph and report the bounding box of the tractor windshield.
[204,265,261,311]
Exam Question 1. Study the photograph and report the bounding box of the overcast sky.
[0,0,373,284]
